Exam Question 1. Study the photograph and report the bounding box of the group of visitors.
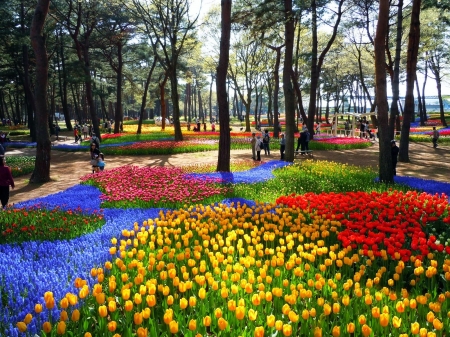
[188,119,216,132]
[251,129,272,161]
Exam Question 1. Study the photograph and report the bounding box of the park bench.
[294,150,314,158]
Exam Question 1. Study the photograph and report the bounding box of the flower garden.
[2,153,450,337]
[1,118,449,336]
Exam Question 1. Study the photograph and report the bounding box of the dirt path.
[7,140,449,206]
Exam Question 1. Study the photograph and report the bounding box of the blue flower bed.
[1,161,449,335]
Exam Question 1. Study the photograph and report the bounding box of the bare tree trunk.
[216,0,232,172]
[399,0,422,162]
[137,58,157,134]
[375,0,393,183]
[283,0,296,162]
[30,0,51,183]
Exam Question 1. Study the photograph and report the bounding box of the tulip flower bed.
[5,161,450,336]
[4,156,35,177]
[0,205,104,244]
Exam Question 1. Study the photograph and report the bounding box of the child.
[97,153,105,171]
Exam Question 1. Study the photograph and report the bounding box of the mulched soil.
[7,136,449,206]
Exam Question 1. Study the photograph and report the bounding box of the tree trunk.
[114,42,124,133]
[216,0,232,172]
[375,0,393,183]
[137,58,157,134]
[389,0,403,139]
[283,0,296,162]
[436,76,447,127]
[30,0,51,183]
[170,69,183,141]
[399,0,421,162]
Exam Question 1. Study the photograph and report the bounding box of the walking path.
[7,139,449,206]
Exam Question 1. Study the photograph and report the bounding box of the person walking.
[90,143,101,173]
[391,140,399,176]
[0,156,14,208]
[279,133,286,160]
[255,135,263,161]
[90,133,100,150]
[251,133,256,160]
[262,129,271,155]
[432,127,440,148]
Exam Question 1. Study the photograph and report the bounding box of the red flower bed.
[276,191,450,261]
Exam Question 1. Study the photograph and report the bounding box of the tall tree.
[399,0,422,162]
[216,0,232,172]
[131,0,199,141]
[375,0,393,183]
[30,0,51,182]
[283,0,296,162]
[306,0,345,138]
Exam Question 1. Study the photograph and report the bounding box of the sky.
[188,0,449,98]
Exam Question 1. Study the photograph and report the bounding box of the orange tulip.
[124,300,133,312]
[361,324,371,337]
[255,326,264,337]
[432,318,443,330]
[218,317,228,330]
[60,310,69,322]
[282,324,292,336]
[42,321,52,333]
[56,321,66,335]
[203,315,211,327]
[137,327,148,337]
[169,320,178,334]
[332,326,340,337]
[23,313,33,325]
[134,312,143,325]
[107,321,117,332]
[347,322,355,333]
[16,322,27,333]
[71,309,80,322]
[189,319,197,331]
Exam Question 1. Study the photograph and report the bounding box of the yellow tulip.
[323,303,332,316]
[98,305,108,318]
[393,316,402,328]
[275,320,283,331]
[301,309,309,320]
[249,309,258,321]
[267,314,275,327]
[282,324,292,336]
[313,326,322,337]
[236,306,245,320]
[108,300,117,313]
[411,322,420,335]
[379,313,389,327]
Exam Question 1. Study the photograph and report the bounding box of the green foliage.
[5,156,35,177]
[232,160,414,203]
[0,206,105,244]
